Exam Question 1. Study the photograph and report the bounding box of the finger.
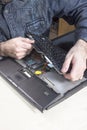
[65,73,84,81]
[71,58,86,78]
[14,47,29,53]
[15,51,28,59]
[22,37,35,44]
[21,42,33,50]
[63,73,79,81]
[61,54,73,73]
[26,47,33,55]
[64,60,85,81]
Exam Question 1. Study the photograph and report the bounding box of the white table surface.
[0,76,87,130]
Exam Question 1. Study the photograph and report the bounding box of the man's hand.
[0,37,34,59]
[61,39,87,81]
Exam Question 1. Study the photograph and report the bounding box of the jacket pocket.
[25,18,46,35]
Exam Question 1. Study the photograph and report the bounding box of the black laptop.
[0,31,87,112]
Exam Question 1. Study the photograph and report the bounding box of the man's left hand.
[61,39,87,81]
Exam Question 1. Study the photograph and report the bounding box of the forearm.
[62,0,87,41]
[74,6,87,42]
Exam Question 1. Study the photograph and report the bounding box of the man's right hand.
[0,37,34,59]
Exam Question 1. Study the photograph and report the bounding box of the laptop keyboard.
[26,33,87,77]
[26,33,67,73]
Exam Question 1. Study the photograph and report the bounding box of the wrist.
[0,42,5,56]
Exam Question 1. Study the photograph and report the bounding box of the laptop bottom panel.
[0,58,60,112]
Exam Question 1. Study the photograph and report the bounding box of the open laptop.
[0,31,87,112]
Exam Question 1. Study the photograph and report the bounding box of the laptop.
[0,31,87,112]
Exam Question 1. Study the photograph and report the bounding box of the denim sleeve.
[0,31,7,43]
[60,0,87,41]
[0,32,5,58]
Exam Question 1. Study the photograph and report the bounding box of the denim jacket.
[0,0,87,42]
